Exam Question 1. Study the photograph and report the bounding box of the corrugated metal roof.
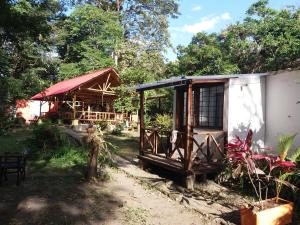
[136,72,269,91]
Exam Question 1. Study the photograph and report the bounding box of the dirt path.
[0,167,212,225]
[99,167,211,225]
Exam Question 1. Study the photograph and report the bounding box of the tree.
[56,4,123,80]
[177,32,238,75]
[0,0,63,119]
[176,0,300,75]
[89,0,179,50]
[224,0,300,73]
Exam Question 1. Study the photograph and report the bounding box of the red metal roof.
[31,67,119,100]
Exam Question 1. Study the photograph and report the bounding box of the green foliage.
[94,121,109,131]
[177,0,300,75]
[155,114,173,132]
[111,123,124,136]
[177,32,239,75]
[56,4,123,80]
[32,123,75,150]
[278,133,297,161]
[0,0,62,100]
[290,147,300,163]
[38,145,87,169]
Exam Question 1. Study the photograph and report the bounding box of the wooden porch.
[139,127,224,176]
[137,77,228,189]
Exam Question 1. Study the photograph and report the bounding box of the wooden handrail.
[59,111,128,122]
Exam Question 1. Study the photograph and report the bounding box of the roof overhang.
[135,72,269,92]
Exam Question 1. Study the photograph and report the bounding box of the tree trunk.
[86,146,99,180]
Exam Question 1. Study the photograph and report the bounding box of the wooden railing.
[191,131,225,164]
[141,128,225,166]
[59,111,128,122]
[142,128,171,156]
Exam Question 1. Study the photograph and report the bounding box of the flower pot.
[240,198,294,225]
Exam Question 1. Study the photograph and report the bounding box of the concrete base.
[72,119,79,126]
[183,174,196,190]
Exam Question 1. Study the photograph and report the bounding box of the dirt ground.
[0,166,214,225]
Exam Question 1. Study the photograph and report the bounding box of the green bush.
[94,121,108,131]
[155,114,173,132]
[111,123,124,135]
[32,123,73,150]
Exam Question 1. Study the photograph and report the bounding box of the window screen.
[196,85,224,128]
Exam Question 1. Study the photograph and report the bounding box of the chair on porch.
[0,152,26,186]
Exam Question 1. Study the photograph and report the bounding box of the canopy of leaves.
[0,0,62,107]
[176,0,300,76]
[56,4,123,80]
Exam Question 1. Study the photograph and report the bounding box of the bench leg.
[4,169,8,181]
[0,169,3,185]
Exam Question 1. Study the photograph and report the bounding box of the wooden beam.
[84,88,116,95]
[139,91,145,156]
[191,79,227,84]
[185,84,193,171]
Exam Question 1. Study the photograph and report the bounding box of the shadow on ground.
[0,165,122,225]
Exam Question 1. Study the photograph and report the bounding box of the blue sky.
[166,0,300,61]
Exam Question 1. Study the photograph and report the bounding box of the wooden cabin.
[31,67,128,124]
[136,70,300,189]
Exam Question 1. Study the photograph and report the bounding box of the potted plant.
[226,130,300,225]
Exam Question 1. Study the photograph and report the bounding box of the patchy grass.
[0,128,119,225]
[123,207,151,225]
[106,134,139,161]
[0,128,32,154]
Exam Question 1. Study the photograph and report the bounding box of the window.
[180,84,224,129]
[196,85,224,128]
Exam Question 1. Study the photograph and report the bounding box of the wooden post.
[39,101,42,117]
[72,94,76,119]
[175,90,182,130]
[207,135,211,162]
[139,91,145,155]
[185,83,193,171]
[194,88,200,127]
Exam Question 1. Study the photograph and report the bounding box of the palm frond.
[290,146,300,162]
[277,134,297,160]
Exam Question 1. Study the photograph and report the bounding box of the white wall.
[227,76,266,150]
[265,70,300,151]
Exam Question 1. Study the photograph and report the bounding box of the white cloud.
[192,5,202,12]
[221,12,231,20]
[177,12,231,34]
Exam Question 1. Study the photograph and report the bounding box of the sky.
[166,0,300,61]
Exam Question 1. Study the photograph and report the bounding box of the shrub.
[155,114,173,132]
[94,121,108,131]
[111,123,124,135]
[32,123,73,150]
[226,130,299,207]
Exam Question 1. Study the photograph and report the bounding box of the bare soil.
[0,165,215,225]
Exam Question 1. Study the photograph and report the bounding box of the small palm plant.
[275,134,300,202]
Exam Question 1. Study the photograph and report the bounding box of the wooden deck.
[138,153,222,175]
